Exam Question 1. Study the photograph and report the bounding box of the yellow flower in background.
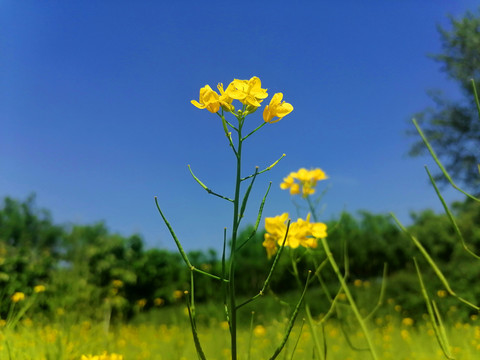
[226,76,268,108]
[81,352,124,360]
[437,289,448,298]
[137,299,147,308]
[11,292,25,303]
[263,93,293,123]
[154,297,165,306]
[34,285,46,293]
[311,222,327,239]
[279,174,300,195]
[263,213,327,257]
[173,290,184,300]
[262,235,279,259]
[112,279,123,288]
[191,85,221,113]
[280,168,328,198]
[253,324,266,337]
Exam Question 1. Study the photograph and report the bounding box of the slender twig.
[425,166,480,259]
[289,318,306,360]
[269,271,311,360]
[237,220,291,309]
[471,79,480,120]
[365,263,388,321]
[412,118,479,202]
[241,154,286,181]
[184,291,207,360]
[414,258,454,359]
[222,228,230,328]
[247,312,255,360]
[319,236,378,359]
[237,182,272,251]
[188,165,234,202]
[241,121,267,141]
[154,197,192,268]
[392,213,480,310]
[238,167,259,223]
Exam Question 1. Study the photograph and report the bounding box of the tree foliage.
[2,194,480,321]
[409,9,480,192]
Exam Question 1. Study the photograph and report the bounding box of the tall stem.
[228,122,243,360]
[307,197,378,360]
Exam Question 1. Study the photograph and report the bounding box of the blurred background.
[1,1,478,253]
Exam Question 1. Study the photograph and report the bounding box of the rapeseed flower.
[263,213,327,258]
[154,297,165,306]
[217,82,235,112]
[11,292,25,303]
[191,76,293,125]
[34,285,46,293]
[112,280,123,288]
[226,76,268,108]
[280,168,328,197]
[253,324,266,337]
[191,85,221,113]
[81,352,124,360]
[263,93,293,123]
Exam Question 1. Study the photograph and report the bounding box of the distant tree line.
[1,194,479,321]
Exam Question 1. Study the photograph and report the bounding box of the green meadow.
[3,9,480,358]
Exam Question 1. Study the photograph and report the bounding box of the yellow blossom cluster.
[262,213,327,258]
[280,168,328,197]
[34,285,46,293]
[81,352,123,360]
[11,292,25,303]
[191,76,293,123]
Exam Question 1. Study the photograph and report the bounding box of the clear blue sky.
[2,1,478,252]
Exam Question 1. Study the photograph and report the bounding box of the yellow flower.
[280,168,328,198]
[253,324,266,337]
[402,317,414,326]
[173,290,184,300]
[11,292,25,303]
[226,76,268,108]
[137,298,147,308]
[280,174,300,195]
[217,82,235,112]
[353,279,363,287]
[112,279,123,288]
[154,297,165,306]
[262,234,279,259]
[81,352,124,360]
[34,285,46,293]
[263,93,293,123]
[191,85,221,113]
[263,213,327,257]
[311,222,327,239]
[437,289,448,298]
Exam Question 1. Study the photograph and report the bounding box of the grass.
[1,304,480,360]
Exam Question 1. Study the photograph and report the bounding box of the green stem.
[320,237,378,360]
[228,118,244,360]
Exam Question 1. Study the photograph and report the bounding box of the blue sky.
[1,1,479,252]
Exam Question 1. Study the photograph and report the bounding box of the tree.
[409,9,480,192]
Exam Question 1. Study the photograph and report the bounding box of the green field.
[1,307,480,360]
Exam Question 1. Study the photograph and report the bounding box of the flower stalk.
[157,76,293,360]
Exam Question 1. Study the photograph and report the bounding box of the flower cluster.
[81,352,123,360]
[191,76,293,123]
[262,213,327,259]
[11,292,25,303]
[280,168,328,197]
